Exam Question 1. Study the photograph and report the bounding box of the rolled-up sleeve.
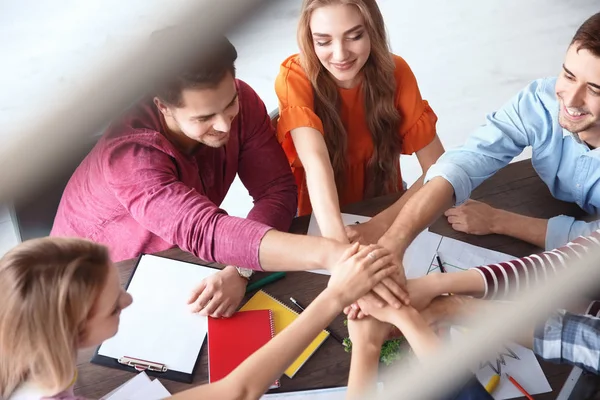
[104,140,271,270]
[424,162,474,205]
[534,310,600,374]
[546,215,600,250]
[424,79,551,205]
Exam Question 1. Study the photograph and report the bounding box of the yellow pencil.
[485,374,500,394]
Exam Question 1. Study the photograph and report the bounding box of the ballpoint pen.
[290,297,344,344]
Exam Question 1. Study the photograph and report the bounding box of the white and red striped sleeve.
[472,230,600,300]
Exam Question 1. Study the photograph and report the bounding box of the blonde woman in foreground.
[0,238,395,400]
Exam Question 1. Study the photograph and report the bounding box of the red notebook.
[207,309,279,388]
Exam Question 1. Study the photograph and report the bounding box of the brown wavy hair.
[0,238,110,399]
[571,12,600,57]
[298,0,402,197]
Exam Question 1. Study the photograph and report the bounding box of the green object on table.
[342,319,407,366]
[245,272,287,293]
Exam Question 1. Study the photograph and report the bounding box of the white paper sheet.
[102,372,171,400]
[98,254,218,375]
[261,387,348,399]
[404,230,515,279]
[451,329,551,399]
[307,213,514,277]
[306,213,371,237]
[129,378,171,400]
[261,384,382,399]
[101,372,150,400]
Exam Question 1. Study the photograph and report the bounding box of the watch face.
[237,268,253,278]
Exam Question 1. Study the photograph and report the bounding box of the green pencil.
[245,272,287,293]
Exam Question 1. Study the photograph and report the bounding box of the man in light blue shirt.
[345,12,600,282]
[425,15,600,251]
[430,70,600,250]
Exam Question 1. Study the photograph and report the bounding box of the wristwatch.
[236,267,254,280]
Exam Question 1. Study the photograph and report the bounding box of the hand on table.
[444,199,499,235]
[187,265,247,318]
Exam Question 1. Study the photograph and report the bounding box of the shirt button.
[577,184,581,188]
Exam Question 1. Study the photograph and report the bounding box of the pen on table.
[435,251,447,273]
[435,252,454,296]
[290,297,344,344]
[245,272,286,293]
[506,374,534,400]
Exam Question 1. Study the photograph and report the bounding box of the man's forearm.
[491,209,547,249]
[370,175,426,231]
[379,177,455,253]
[258,230,347,271]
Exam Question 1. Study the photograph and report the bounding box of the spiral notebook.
[208,310,279,388]
[240,291,329,378]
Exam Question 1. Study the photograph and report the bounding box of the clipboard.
[91,254,220,383]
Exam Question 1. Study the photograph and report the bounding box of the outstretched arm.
[405,229,600,312]
[173,243,396,400]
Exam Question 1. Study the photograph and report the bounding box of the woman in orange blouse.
[275,0,445,246]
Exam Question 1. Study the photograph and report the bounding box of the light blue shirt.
[425,78,600,250]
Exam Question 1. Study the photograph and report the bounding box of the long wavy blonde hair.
[298,0,401,196]
[0,238,110,399]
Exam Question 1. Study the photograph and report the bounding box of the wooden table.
[75,159,585,399]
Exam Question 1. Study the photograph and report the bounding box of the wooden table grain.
[75,159,585,399]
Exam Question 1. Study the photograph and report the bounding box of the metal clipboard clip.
[118,356,168,373]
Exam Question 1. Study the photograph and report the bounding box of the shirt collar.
[564,128,593,150]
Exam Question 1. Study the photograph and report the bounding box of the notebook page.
[98,254,218,374]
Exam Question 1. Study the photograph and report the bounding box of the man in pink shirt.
[52,38,405,318]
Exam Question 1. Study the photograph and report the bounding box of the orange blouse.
[275,53,438,216]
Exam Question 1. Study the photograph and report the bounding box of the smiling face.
[309,3,371,89]
[555,44,600,141]
[154,72,240,153]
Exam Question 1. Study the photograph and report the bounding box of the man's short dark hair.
[154,36,237,107]
[571,12,600,58]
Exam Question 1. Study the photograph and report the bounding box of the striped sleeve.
[472,230,600,300]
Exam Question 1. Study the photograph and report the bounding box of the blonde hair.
[298,0,401,197]
[0,237,110,399]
